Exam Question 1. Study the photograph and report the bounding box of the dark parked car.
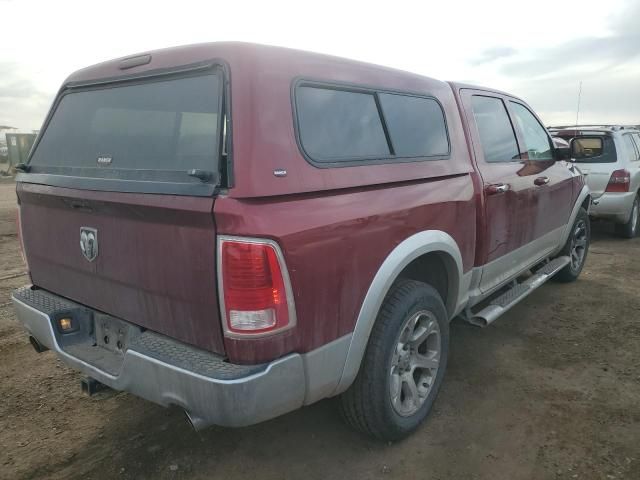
[12,43,590,441]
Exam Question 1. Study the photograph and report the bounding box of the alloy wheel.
[389,310,441,417]
[570,219,588,271]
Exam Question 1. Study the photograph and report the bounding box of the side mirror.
[552,137,571,161]
[555,146,571,161]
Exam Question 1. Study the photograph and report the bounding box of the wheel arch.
[396,251,457,317]
[559,185,591,248]
[332,230,464,395]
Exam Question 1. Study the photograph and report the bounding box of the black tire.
[554,207,590,283]
[339,279,449,441]
[615,194,639,239]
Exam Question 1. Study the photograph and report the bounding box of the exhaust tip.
[184,411,209,431]
[467,317,489,328]
[29,336,48,353]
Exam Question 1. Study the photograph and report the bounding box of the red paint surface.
[17,183,225,354]
[215,176,476,363]
[453,86,575,265]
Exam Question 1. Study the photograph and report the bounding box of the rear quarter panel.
[215,176,476,364]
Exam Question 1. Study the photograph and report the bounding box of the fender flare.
[558,185,591,248]
[332,230,464,395]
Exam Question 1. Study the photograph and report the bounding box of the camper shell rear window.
[554,133,617,163]
[26,69,225,195]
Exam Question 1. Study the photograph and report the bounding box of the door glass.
[470,96,520,163]
[622,134,639,162]
[632,133,640,160]
[509,102,553,160]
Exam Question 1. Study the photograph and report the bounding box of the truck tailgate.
[17,182,225,354]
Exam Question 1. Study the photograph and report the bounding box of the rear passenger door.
[507,100,573,243]
[460,89,571,293]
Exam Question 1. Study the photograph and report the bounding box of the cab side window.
[509,102,553,160]
[470,95,520,163]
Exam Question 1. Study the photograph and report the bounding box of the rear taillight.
[218,236,296,337]
[605,169,631,193]
[16,208,28,269]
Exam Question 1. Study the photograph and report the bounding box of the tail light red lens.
[218,237,295,337]
[605,169,630,193]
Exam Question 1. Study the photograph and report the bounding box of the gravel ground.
[0,180,639,480]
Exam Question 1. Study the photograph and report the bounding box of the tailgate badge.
[80,227,99,262]
[97,155,113,166]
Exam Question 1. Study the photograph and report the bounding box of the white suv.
[550,125,640,238]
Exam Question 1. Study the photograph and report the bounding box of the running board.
[466,256,570,327]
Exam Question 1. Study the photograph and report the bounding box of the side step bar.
[466,256,570,327]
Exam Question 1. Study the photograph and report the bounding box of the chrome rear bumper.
[12,286,310,429]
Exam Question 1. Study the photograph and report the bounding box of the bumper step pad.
[12,285,306,429]
[12,286,265,380]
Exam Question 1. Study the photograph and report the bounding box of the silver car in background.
[550,125,640,238]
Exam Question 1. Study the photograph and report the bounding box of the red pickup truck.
[12,42,590,441]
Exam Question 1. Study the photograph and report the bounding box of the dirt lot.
[0,180,639,480]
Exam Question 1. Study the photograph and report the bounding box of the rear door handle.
[486,183,510,195]
[534,176,550,186]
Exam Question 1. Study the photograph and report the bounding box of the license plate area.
[94,313,141,354]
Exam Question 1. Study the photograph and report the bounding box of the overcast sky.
[1,0,639,130]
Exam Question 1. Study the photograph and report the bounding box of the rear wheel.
[339,280,449,441]
[555,207,590,283]
[615,194,639,239]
